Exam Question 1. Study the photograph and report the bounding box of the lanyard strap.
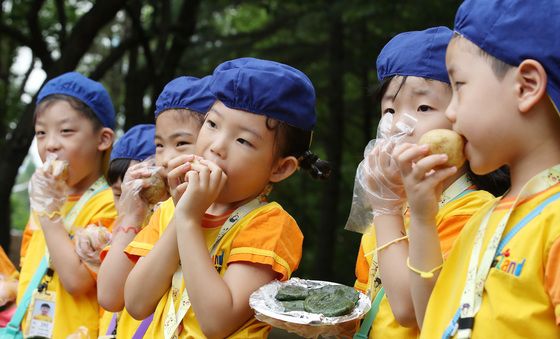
[447,165,560,339]
[353,288,386,339]
[439,174,473,208]
[163,198,266,339]
[443,189,560,339]
[4,256,48,332]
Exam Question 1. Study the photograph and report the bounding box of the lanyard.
[453,165,560,339]
[163,198,266,339]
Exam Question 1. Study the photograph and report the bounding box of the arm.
[124,222,180,320]
[176,216,277,338]
[40,215,96,295]
[98,163,153,311]
[373,214,416,327]
[97,215,140,311]
[174,159,279,338]
[393,143,456,328]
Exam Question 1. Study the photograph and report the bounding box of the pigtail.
[298,150,331,180]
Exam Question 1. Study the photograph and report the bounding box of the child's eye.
[454,81,464,90]
[383,108,395,114]
[156,143,163,148]
[177,141,191,147]
[35,130,45,136]
[418,105,433,112]
[206,120,217,128]
[61,129,74,134]
[237,138,253,147]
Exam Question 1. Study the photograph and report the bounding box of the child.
[97,76,215,339]
[107,123,156,206]
[393,1,560,338]
[98,123,156,338]
[18,72,116,338]
[352,27,499,339]
[124,58,330,338]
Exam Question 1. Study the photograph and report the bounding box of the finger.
[410,154,449,181]
[201,159,227,190]
[167,154,196,172]
[421,166,458,190]
[167,163,191,190]
[393,143,429,174]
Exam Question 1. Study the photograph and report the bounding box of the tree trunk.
[314,8,345,281]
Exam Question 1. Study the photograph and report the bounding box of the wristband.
[406,257,443,279]
[115,226,140,235]
[376,235,408,253]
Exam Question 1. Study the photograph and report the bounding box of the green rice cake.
[280,300,306,312]
[303,292,355,317]
[309,285,359,304]
[275,285,309,301]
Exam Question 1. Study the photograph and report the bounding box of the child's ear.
[516,59,548,113]
[98,128,115,152]
[269,156,298,183]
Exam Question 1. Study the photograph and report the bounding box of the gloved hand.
[345,113,417,233]
[28,153,68,221]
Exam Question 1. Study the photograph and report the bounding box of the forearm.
[175,216,257,339]
[40,217,95,295]
[125,223,179,319]
[407,215,443,328]
[98,231,136,311]
[373,214,416,327]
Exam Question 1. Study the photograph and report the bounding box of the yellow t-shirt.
[17,186,116,338]
[421,184,560,338]
[0,246,17,280]
[354,189,494,339]
[125,201,303,338]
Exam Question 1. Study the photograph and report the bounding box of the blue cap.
[209,57,317,131]
[376,26,453,84]
[37,72,116,129]
[154,76,215,118]
[110,124,156,162]
[455,0,560,110]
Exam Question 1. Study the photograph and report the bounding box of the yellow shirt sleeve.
[545,236,560,325]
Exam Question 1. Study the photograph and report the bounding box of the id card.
[25,290,56,338]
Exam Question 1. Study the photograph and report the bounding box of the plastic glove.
[28,153,68,221]
[74,224,112,270]
[345,113,417,233]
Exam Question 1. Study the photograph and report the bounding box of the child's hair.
[107,158,132,186]
[266,118,331,180]
[376,75,510,196]
[157,108,205,127]
[34,94,104,131]
[451,34,514,81]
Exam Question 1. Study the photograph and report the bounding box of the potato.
[418,129,466,168]
[140,172,169,204]
[43,159,68,180]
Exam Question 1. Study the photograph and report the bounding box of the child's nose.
[45,134,62,152]
[210,137,226,158]
[445,102,457,123]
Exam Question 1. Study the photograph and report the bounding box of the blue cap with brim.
[110,124,156,162]
[454,0,560,111]
[377,26,453,84]
[37,72,116,129]
[209,57,317,131]
[154,76,215,118]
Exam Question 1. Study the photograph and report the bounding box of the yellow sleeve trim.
[127,241,154,251]
[555,304,560,325]
[230,247,292,277]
